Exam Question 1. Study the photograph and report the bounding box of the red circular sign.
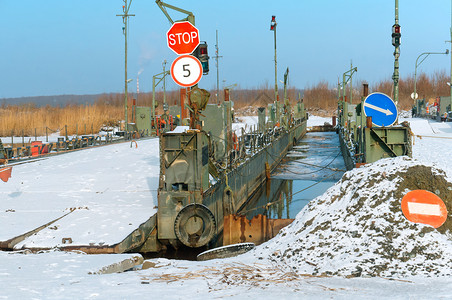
[170,55,202,87]
[166,21,200,55]
[401,190,448,228]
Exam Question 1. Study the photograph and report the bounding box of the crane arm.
[155,0,195,25]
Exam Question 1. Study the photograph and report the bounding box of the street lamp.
[224,83,237,100]
[413,50,449,101]
[225,83,237,90]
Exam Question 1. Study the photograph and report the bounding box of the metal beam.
[341,66,357,103]
[370,128,397,157]
[155,0,195,25]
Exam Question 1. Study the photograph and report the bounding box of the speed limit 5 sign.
[170,55,203,87]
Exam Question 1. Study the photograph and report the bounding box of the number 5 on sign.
[170,55,203,87]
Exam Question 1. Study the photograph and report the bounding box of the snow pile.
[306,115,333,127]
[168,125,189,133]
[254,156,452,278]
[398,110,412,119]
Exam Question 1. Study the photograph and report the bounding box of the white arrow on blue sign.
[363,92,398,127]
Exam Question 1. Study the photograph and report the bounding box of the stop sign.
[166,21,200,55]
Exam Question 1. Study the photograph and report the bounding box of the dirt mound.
[254,157,452,278]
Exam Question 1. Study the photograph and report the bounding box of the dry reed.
[0,71,449,136]
[0,103,122,136]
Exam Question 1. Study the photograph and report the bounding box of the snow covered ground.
[1,138,160,248]
[2,116,452,299]
[402,117,452,178]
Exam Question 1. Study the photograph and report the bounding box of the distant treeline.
[0,94,101,107]
[95,88,303,112]
[0,71,449,136]
[96,70,449,112]
[302,70,450,111]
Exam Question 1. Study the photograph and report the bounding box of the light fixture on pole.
[392,0,400,111]
[413,50,449,101]
[270,16,278,103]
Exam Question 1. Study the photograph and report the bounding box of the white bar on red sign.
[407,202,441,216]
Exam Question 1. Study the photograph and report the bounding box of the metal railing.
[2,129,152,162]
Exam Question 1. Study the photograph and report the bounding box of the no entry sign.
[401,190,448,228]
[167,21,200,55]
[170,55,203,87]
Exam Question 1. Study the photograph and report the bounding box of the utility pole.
[214,30,223,105]
[350,61,353,104]
[136,75,139,102]
[152,68,170,123]
[444,0,452,108]
[117,0,135,131]
[283,68,289,103]
[392,0,400,111]
[270,16,278,103]
[162,60,168,112]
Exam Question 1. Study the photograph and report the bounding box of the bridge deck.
[0,138,159,252]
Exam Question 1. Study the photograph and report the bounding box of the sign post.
[363,92,398,127]
[170,55,203,87]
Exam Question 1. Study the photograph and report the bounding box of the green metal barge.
[337,81,412,170]
[134,90,307,253]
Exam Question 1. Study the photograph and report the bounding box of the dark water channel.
[240,131,345,220]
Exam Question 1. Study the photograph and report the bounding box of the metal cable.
[278,151,345,175]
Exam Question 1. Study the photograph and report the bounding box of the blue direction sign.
[363,92,397,127]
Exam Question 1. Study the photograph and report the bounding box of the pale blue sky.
[0,1,451,98]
